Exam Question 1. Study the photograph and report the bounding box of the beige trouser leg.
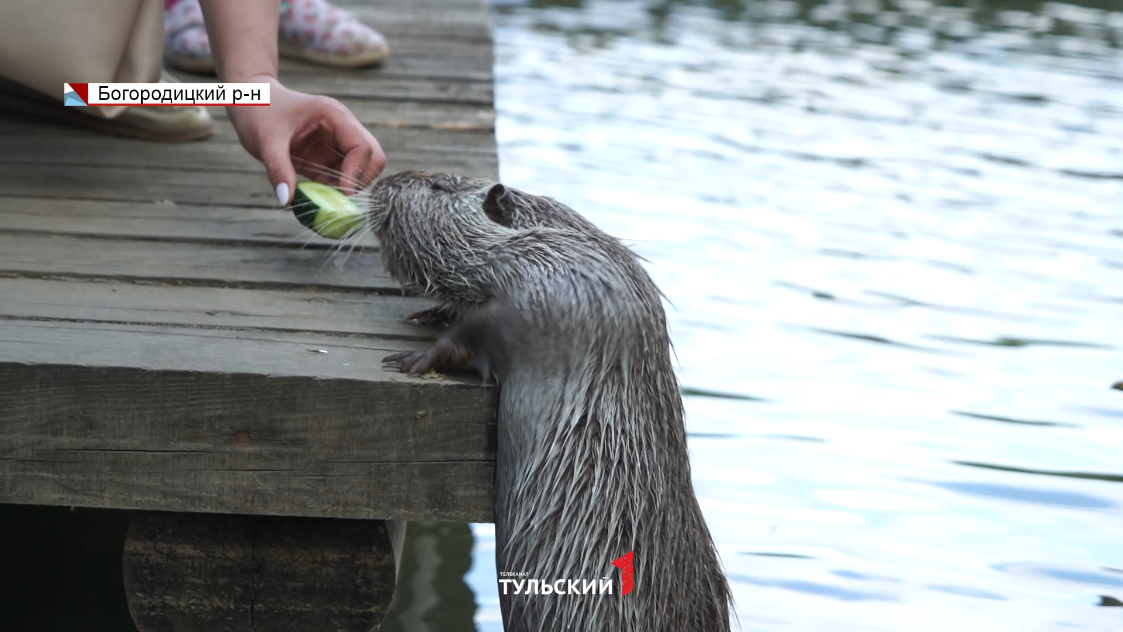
[0,0,163,119]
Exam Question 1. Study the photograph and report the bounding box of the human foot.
[279,0,390,68]
[163,0,389,73]
[164,0,215,74]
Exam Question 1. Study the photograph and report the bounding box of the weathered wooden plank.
[0,0,500,524]
[0,158,497,206]
[0,142,496,184]
[346,5,492,26]
[0,139,495,177]
[85,48,496,86]
[0,320,438,378]
[285,76,493,104]
[341,98,495,131]
[0,125,498,171]
[0,197,351,246]
[124,513,399,632]
[280,52,494,83]
[0,277,440,339]
[0,232,394,291]
[168,70,493,105]
[0,320,496,522]
[0,113,500,146]
[0,162,276,206]
[0,453,494,523]
[304,98,495,131]
[0,100,495,134]
[0,111,499,149]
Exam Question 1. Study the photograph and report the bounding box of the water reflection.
[928,480,1116,509]
[381,522,478,632]
[478,0,1123,629]
[730,573,899,602]
[954,459,1123,482]
[950,410,1077,427]
[2,0,1121,629]
[927,583,1008,600]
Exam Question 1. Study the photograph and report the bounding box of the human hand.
[226,75,386,205]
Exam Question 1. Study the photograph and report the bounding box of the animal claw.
[382,351,409,366]
[383,349,439,375]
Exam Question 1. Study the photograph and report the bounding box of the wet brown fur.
[365,171,733,632]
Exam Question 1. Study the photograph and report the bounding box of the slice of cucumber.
[291,181,366,240]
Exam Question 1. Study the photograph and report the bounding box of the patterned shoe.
[279,0,390,68]
[164,0,215,75]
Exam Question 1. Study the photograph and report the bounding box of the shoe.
[163,0,390,73]
[0,71,214,142]
[279,0,390,68]
[164,0,216,74]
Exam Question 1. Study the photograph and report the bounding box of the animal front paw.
[382,338,469,376]
[383,349,442,375]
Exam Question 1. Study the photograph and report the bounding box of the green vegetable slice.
[292,181,366,240]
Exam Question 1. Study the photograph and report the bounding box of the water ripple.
[954,461,1123,484]
[472,0,1123,630]
[929,481,1116,509]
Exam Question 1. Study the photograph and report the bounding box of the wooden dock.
[0,1,497,627]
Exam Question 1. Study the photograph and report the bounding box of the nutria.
[365,171,733,632]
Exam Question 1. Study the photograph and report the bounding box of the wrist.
[224,74,283,120]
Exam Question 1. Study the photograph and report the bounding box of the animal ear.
[483,183,514,226]
[429,173,462,192]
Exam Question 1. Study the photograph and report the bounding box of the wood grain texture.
[0,125,498,171]
[344,6,493,38]
[167,69,493,105]
[0,197,350,246]
[0,232,395,290]
[0,161,498,206]
[281,52,494,83]
[215,98,496,132]
[0,277,436,338]
[0,0,499,522]
[123,513,398,632]
[0,100,496,134]
[0,320,442,377]
[0,321,497,522]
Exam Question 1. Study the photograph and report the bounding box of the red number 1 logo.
[611,551,634,595]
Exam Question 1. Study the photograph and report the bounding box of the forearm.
[197,0,280,83]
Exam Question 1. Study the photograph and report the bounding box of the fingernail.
[275,182,290,206]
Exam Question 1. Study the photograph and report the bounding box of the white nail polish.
[275,182,290,206]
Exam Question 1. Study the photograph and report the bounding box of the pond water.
[2,1,1120,631]
[447,0,1123,630]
